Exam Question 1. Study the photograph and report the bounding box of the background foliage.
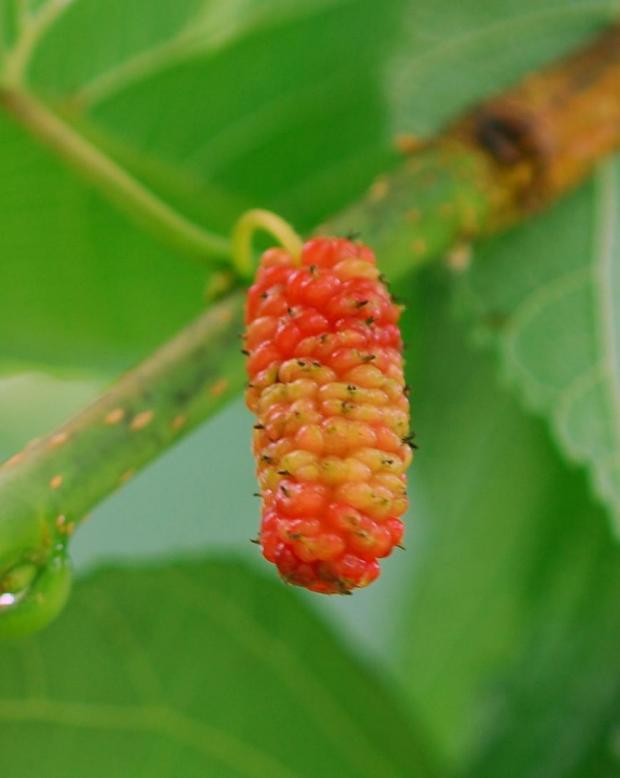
[2,0,620,775]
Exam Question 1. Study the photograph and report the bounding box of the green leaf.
[0,0,403,375]
[461,157,620,532]
[391,269,573,762]
[392,268,620,774]
[387,1,613,136]
[56,0,400,228]
[0,557,436,778]
[463,500,620,778]
[29,0,346,99]
[0,114,207,374]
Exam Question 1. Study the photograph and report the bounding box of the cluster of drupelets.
[244,237,412,593]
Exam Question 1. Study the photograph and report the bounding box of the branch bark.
[0,293,244,626]
[330,25,620,276]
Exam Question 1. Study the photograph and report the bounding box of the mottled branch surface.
[332,25,620,274]
[453,25,620,218]
[0,294,244,581]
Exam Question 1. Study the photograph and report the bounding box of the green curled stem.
[232,209,304,279]
[0,548,71,639]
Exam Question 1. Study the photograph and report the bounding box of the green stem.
[331,25,620,277]
[0,87,231,265]
[2,0,70,87]
[232,209,304,279]
[327,142,492,278]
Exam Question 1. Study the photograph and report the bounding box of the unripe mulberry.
[244,237,412,594]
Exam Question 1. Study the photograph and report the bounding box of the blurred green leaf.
[30,0,346,99]
[461,158,620,532]
[0,114,208,374]
[38,0,401,228]
[0,557,436,778]
[391,270,571,762]
[0,0,403,375]
[463,498,620,778]
[389,268,620,774]
[387,1,613,136]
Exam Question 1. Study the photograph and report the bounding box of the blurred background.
[1,1,620,776]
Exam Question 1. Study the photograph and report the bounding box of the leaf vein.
[168,567,400,778]
[402,0,618,76]
[503,266,591,395]
[0,698,295,778]
[592,162,620,493]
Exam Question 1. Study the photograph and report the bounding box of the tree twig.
[0,293,244,630]
[330,25,620,276]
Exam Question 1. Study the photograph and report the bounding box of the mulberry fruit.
[244,237,411,593]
